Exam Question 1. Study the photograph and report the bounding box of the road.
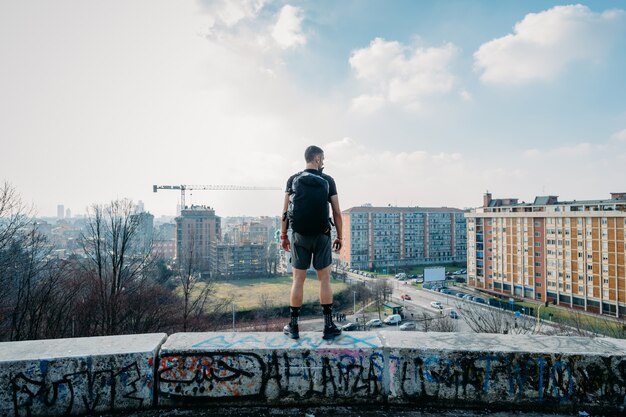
[333,270,559,335]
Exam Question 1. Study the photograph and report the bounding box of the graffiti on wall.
[389,352,626,406]
[10,361,146,416]
[158,349,384,402]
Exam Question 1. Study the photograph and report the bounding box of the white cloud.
[611,128,626,141]
[475,4,626,85]
[523,142,595,158]
[201,0,268,28]
[203,2,306,57]
[272,5,306,49]
[349,38,458,112]
[460,89,472,102]
[350,94,386,114]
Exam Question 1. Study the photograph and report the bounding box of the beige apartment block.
[466,193,626,318]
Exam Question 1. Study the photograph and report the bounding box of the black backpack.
[288,171,330,236]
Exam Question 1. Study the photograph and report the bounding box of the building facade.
[176,205,221,275]
[214,243,267,278]
[339,206,467,271]
[131,212,154,256]
[466,193,626,318]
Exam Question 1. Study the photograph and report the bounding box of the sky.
[2,0,626,218]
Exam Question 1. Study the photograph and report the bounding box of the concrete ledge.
[158,332,385,406]
[0,333,167,417]
[382,332,626,411]
[1,332,625,416]
[156,332,626,414]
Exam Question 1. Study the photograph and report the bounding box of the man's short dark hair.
[304,145,324,162]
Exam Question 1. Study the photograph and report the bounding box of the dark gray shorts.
[291,232,332,270]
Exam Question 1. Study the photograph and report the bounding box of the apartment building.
[466,193,626,318]
[339,206,466,271]
[214,243,267,278]
[176,205,221,275]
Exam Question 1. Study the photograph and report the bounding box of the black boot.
[283,306,300,339]
[322,303,341,339]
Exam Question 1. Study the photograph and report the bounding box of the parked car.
[430,301,443,309]
[462,294,474,301]
[342,322,360,331]
[384,314,402,325]
[366,319,383,328]
[449,310,459,319]
[399,322,417,331]
[455,292,465,298]
[474,297,487,304]
[400,294,412,300]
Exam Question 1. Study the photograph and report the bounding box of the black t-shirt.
[286,168,337,201]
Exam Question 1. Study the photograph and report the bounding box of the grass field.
[211,275,349,310]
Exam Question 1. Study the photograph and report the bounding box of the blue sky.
[2,1,626,217]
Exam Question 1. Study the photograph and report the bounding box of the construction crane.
[153,184,282,209]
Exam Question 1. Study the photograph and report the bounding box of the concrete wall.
[0,333,166,417]
[1,332,625,416]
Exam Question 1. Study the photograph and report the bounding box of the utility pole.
[232,302,236,332]
[353,291,356,316]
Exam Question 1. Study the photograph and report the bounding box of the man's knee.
[316,266,331,281]
[293,268,308,282]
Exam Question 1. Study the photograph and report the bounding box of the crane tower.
[152,184,281,209]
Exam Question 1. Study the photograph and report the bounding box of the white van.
[383,314,402,325]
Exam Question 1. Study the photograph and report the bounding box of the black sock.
[290,306,300,326]
[322,303,333,326]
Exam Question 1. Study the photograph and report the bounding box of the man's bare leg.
[290,268,308,306]
[284,268,307,339]
[316,265,332,304]
[318,265,341,338]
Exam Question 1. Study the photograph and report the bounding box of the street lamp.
[353,291,356,316]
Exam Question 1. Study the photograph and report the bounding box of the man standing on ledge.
[280,145,343,340]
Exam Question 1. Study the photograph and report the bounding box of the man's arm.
[280,193,290,252]
[330,194,343,252]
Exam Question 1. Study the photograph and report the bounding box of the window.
[534,232,541,237]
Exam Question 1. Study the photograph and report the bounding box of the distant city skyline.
[2,1,626,218]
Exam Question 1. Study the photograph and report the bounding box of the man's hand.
[332,238,342,252]
[281,236,291,252]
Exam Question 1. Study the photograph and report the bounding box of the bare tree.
[267,241,279,276]
[0,182,32,311]
[432,316,459,332]
[417,311,435,332]
[80,199,153,335]
[371,278,393,320]
[175,228,218,331]
[457,301,534,334]
[255,292,276,331]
